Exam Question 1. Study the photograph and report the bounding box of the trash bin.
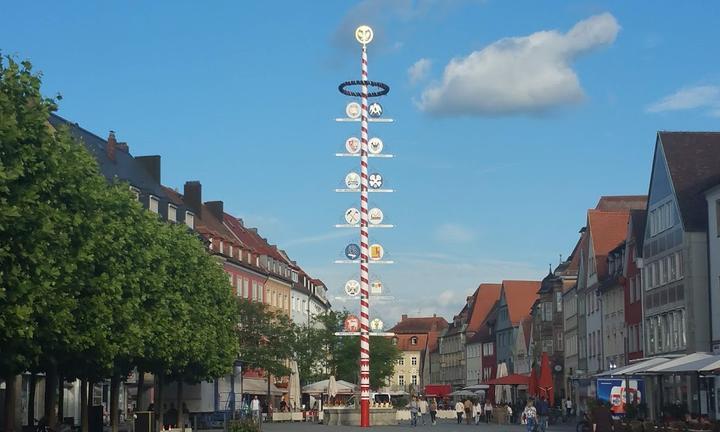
[135,411,154,432]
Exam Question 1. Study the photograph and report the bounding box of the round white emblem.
[368,137,384,154]
[370,318,384,331]
[355,25,374,45]
[345,280,360,297]
[346,102,361,119]
[369,173,383,189]
[368,208,384,225]
[346,137,360,154]
[345,172,361,189]
[345,208,361,225]
[369,244,384,261]
[370,280,383,294]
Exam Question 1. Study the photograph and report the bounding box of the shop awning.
[424,384,452,397]
[242,378,284,395]
[645,353,720,374]
[595,357,671,377]
[699,358,720,373]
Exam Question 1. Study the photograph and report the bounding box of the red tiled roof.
[223,213,286,261]
[389,316,449,334]
[587,210,631,279]
[502,280,541,325]
[162,186,239,245]
[467,283,502,333]
[395,334,428,351]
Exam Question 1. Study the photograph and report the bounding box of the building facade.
[388,315,448,392]
[494,280,540,374]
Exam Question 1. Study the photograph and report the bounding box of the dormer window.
[208,238,214,250]
[129,186,141,201]
[168,204,177,222]
[392,337,398,345]
[411,337,418,345]
[185,211,195,229]
[149,195,159,213]
[228,244,233,257]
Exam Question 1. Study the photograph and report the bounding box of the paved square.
[262,420,578,431]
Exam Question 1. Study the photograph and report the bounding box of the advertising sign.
[596,378,644,416]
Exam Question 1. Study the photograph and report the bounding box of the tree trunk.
[80,380,88,432]
[153,373,163,432]
[110,376,120,432]
[44,364,58,427]
[176,381,184,432]
[3,374,19,432]
[57,374,64,423]
[136,369,145,412]
[28,374,37,426]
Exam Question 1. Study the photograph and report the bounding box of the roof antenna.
[559,253,563,264]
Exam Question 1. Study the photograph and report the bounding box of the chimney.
[402,314,408,321]
[117,142,129,153]
[135,155,161,184]
[236,218,244,227]
[107,131,117,161]
[184,181,202,214]
[205,200,224,221]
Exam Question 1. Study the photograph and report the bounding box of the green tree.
[237,299,296,378]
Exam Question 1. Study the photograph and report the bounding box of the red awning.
[483,373,530,386]
[424,384,452,397]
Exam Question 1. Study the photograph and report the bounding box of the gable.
[648,144,673,207]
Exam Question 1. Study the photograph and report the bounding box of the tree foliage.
[236,299,296,378]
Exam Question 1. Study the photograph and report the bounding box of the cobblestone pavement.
[262,419,578,431]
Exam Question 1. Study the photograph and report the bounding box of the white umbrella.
[449,390,476,397]
[328,375,338,399]
[289,360,301,410]
[495,362,508,404]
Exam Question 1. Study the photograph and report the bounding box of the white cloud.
[418,12,620,116]
[646,85,720,114]
[434,223,476,244]
[408,58,432,85]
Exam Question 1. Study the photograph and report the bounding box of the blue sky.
[4,1,720,324]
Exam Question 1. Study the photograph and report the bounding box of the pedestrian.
[250,396,261,425]
[418,396,429,426]
[591,402,613,432]
[507,403,514,425]
[484,399,493,423]
[464,399,473,425]
[536,396,549,432]
[473,400,482,425]
[523,400,537,432]
[455,400,464,424]
[410,397,419,427]
[429,398,438,425]
[565,398,573,419]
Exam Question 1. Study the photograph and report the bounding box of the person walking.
[410,397,420,427]
[536,396,549,432]
[591,402,613,432]
[523,400,538,432]
[473,400,482,425]
[565,398,573,419]
[464,399,473,425]
[250,396,261,425]
[418,396,429,426]
[484,399,493,423]
[507,403,514,425]
[429,398,438,425]
[455,400,464,424]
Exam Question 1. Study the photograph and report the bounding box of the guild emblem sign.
[345,208,361,225]
[370,280,383,294]
[346,102,361,119]
[369,173,383,189]
[346,137,360,154]
[369,244,384,260]
[368,208,384,225]
[355,25,374,45]
[368,137,383,154]
[345,243,361,260]
[368,102,383,118]
[345,172,361,189]
[345,280,360,297]
[344,314,360,332]
[370,318,384,332]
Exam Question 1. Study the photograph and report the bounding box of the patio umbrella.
[528,366,538,398]
[328,375,338,399]
[449,390,477,398]
[289,360,301,410]
[537,352,554,406]
[495,362,508,404]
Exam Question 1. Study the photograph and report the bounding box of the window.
[556,291,563,312]
[670,313,677,350]
[679,310,686,347]
[149,195,159,213]
[243,279,249,298]
[258,285,264,303]
[185,211,195,229]
[635,275,641,301]
[302,300,307,314]
[235,277,241,297]
[653,263,659,289]
[168,204,177,222]
[676,252,683,279]
[411,375,418,385]
[482,343,494,356]
[411,356,417,366]
[398,375,405,386]
[661,258,668,284]
[129,186,141,200]
[542,302,553,321]
[252,281,258,301]
[397,358,404,365]
[229,274,233,287]
[411,337,418,345]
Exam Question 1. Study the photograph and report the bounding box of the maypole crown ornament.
[355,25,374,44]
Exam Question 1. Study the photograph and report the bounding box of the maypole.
[335,24,393,428]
